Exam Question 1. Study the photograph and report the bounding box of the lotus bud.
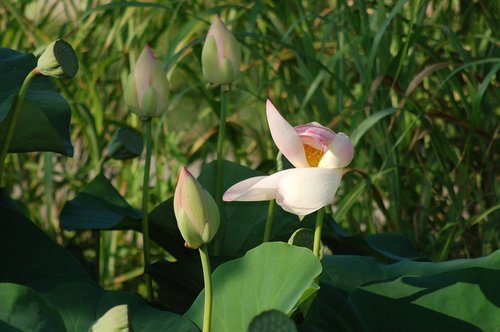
[124,45,169,119]
[201,15,241,86]
[173,167,220,249]
[37,39,79,78]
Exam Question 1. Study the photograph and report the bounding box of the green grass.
[1,0,498,289]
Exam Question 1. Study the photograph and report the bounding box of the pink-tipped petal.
[206,15,226,60]
[223,173,283,202]
[266,100,308,168]
[318,132,354,169]
[294,122,335,151]
[275,167,343,216]
[134,46,155,103]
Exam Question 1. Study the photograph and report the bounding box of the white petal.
[275,168,343,216]
[266,100,308,168]
[318,132,354,169]
[223,173,283,202]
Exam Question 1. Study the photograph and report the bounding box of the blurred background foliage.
[1,0,498,289]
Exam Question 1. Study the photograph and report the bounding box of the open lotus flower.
[223,100,354,217]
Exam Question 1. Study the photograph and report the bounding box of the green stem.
[262,152,283,243]
[99,231,106,285]
[0,68,38,187]
[141,118,153,301]
[214,85,228,254]
[43,152,55,237]
[263,200,276,242]
[94,230,101,283]
[312,208,325,258]
[199,245,213,332]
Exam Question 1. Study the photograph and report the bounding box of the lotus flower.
[201,15,241,86]
[124,45,169,119]
[174,166,220,249]
[223,100,354,217]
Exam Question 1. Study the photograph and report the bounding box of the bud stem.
[0,68,38,187]
[312,207,325,258]
[213,85,229,255]
[141,119,153,301]
[199,244,213,332]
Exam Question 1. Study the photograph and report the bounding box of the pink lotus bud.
[173,167,220,249]
[124,45,169,119]
[201,15,241,86]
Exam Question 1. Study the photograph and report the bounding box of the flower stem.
[141,118,153,301]
[214,85,228,254]
[0,68,38,187]
[263,200,276,242]
[312,207,325,258]
[199,244,213,332]
[262,152,282,243]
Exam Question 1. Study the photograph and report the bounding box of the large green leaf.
[60,173,141,230]
[184,242,322,331]
[0,205,198,332]
[59,173,191,259]
[147,256,230,314]
[340,264,500,331]
[0,48,73,155]
[310,251,500,330]
[0,283,66,332]
[323,225,420,262]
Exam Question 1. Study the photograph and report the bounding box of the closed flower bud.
[124,45,169,119]
[37,39,79,78]
[201,15,241,86]
[174,167,220,249]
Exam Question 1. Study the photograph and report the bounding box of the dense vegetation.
[0,1,498,331]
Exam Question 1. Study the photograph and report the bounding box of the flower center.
[303,144,323,167]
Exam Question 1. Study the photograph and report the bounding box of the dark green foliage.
[0,49,73,156]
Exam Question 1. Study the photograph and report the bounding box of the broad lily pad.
[106,126,144,160]
[323,218,420,261]
[147,256,230,314]
[0,205,198,332]
[340,264,500,331]
[0,48,73,156]
[60,173,141,230]
[59,173,192,259]
[309,251,500,330]
[184,242,321,331]
[0,283,66,332]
